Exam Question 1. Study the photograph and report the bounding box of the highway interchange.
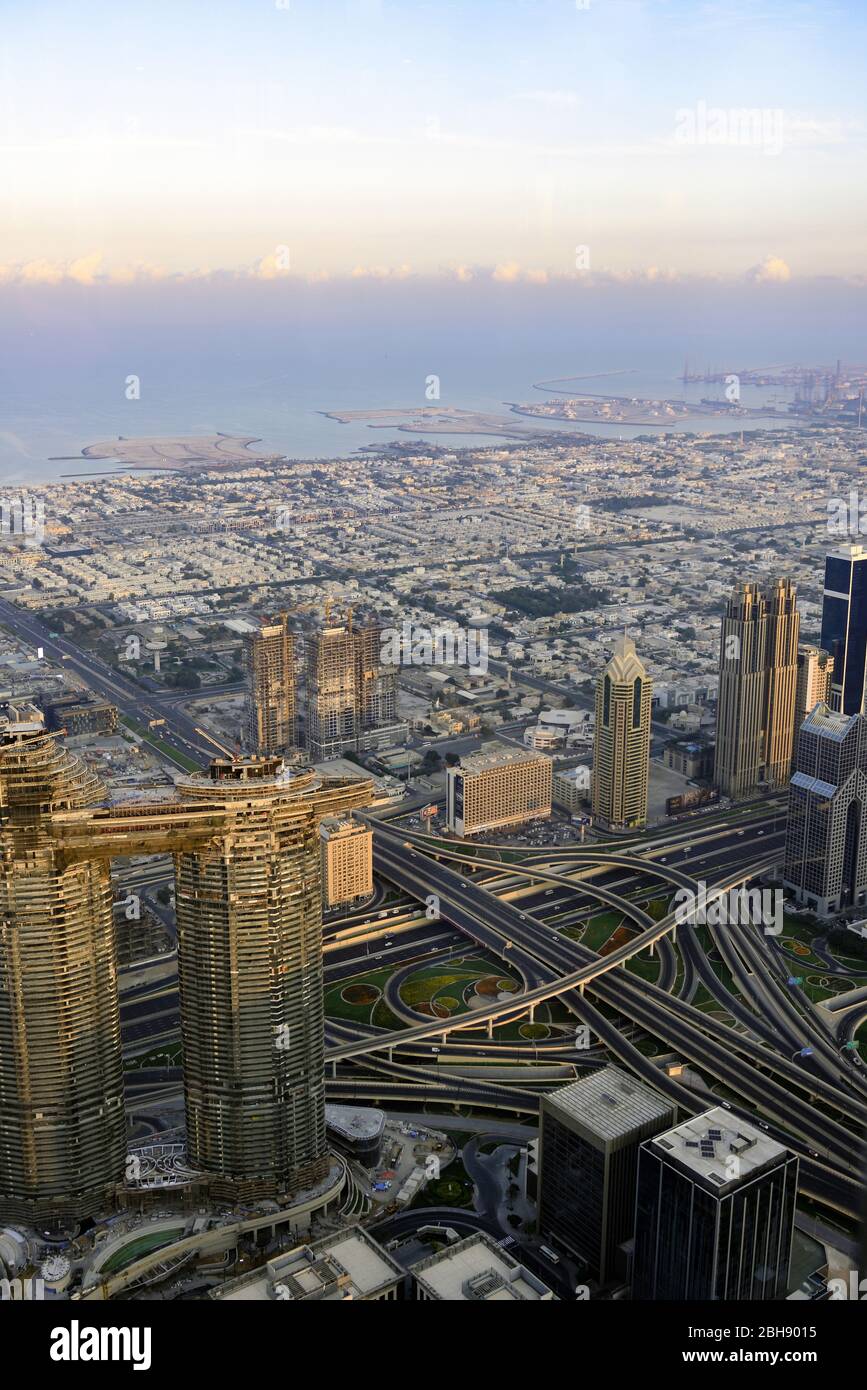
[6,597,866,1231]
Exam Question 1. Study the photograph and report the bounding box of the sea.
[0,283,857,485]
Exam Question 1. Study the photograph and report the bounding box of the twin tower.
[0,707,371,1229]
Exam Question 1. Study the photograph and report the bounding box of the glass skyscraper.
[820,544,867,716]
[633,1108,798,1301]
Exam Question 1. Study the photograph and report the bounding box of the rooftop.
[212,1227,403,1301]
[411,1233,556,1301]
[648,1106,790,1192]
[543,1064,672,1141]
[325,1103,385,1143]
[455,742,550,775]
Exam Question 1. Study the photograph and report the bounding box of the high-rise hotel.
[713,579,799,799]
[0,704,371,1225]
[592,636,652,830]
[0,705,126,1229]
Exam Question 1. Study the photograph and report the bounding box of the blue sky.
[1,0,864,282]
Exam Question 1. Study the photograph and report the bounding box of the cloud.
[349,264,413,280]
[67,252,104,285]
[0,254,832,292]
[0,256,168,286]
[254,249,293,279]
[746,256,792,284]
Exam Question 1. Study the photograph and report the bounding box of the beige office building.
[245,613,297,754]
[553,765,591,815]
[306,622,358,761]
[794,643,834,739]
[446,744,552,836]
[592,637,652,829]
[320,814,373,908]
[714,579,800,799]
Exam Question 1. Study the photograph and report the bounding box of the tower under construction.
[244,613,297,755]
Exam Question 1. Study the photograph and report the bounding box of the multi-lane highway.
[0,596,212,768]
[325,815,867,1219]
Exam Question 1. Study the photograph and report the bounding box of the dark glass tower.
[633,1108,798,1301]
[820,544,867,716]
[537,1065,674,1283]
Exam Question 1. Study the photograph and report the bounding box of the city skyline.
[1,0,865,1337]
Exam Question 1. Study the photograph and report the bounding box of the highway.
[0,596,212,768]
[325,821,866,1218]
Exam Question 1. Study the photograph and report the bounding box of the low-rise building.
[552,765,591,815]
[211,1227,404,1301]
[411,1232,556,1301]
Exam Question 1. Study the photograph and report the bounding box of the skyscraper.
[633,1107,798,1301]
[0,705,126,1229]
[537,1066,674,1283]
[175,757,370,1200]
[0,704,372,1222]
[783,703,867,916]
[820,543,867,716]
[245,613,297,755]
[794,643,834,737]
[713,579,800,799]
[592,636,651,829]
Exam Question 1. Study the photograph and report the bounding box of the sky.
[1,0,865,286]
